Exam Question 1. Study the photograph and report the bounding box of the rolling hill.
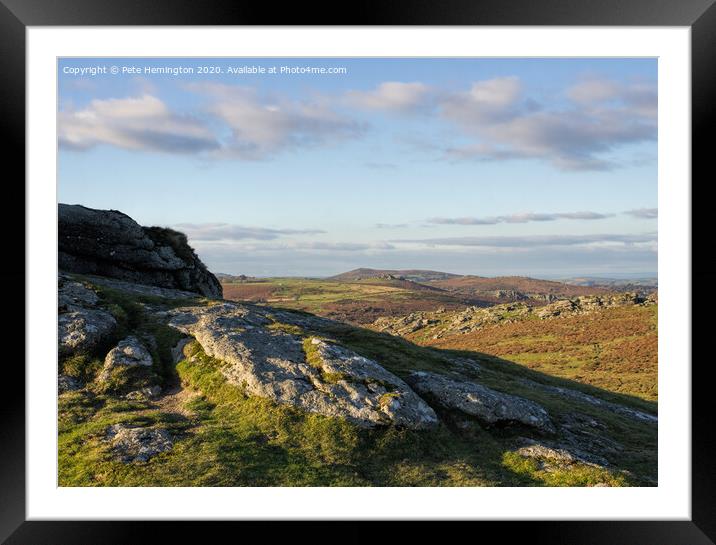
[426,275,612,304]
[328,268,460,283]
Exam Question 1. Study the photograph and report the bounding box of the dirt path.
[153,381,198,418]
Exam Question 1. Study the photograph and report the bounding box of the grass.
[58,278,656,487]
[58,335,650,486]
[267,322,304,336]
[384,304,658,402]
[60,354,104,383]
[222,277,466,324]
[91,282,186,383]
[143,226,197,263]
[340,320,656,413]
[59,276,187,394]
[501,452,629,487]
[301,337,323,368]
[59,341,487,486]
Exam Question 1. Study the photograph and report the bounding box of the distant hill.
[560,277,658,292]
[427,275,612,304]
[328,268,460,283]
[215,273,264,283]
[326,270,617,306]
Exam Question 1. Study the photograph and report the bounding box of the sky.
[58,57,657,278]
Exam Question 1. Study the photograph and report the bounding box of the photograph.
[56,56,660,488]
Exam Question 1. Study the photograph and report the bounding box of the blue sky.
[58,57,657,277]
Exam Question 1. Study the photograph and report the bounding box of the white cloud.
[193,239,395,254]
[191,83,364,159]
[293,241,395,251]
[393,233,657,249]
[60,86,364,160]
[199,241,656,278]
[58,94,219,153]
[173,222,325,242]
[429,211,613,225]
[364,162,398,170]
[567,78,657,118]
[624,208,658,219]
[567,79,621,104]
[58,75,657,170]
[441,76,523,123]
[375,223,409,229]
[439,76,657,171]
[343,82,432,112]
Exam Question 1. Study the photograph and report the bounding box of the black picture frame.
[2,1,714,543]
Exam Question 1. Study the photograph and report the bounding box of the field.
[222,277,471,324]
[379,304,658,402]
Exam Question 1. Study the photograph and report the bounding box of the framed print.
[4,0,715,543]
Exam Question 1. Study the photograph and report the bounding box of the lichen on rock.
[98,336,157,393]
[407,370,555,433]
[105,424,173,463]
[167,302,438,429]
[58,308,117,357]
[58,374,82,394]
